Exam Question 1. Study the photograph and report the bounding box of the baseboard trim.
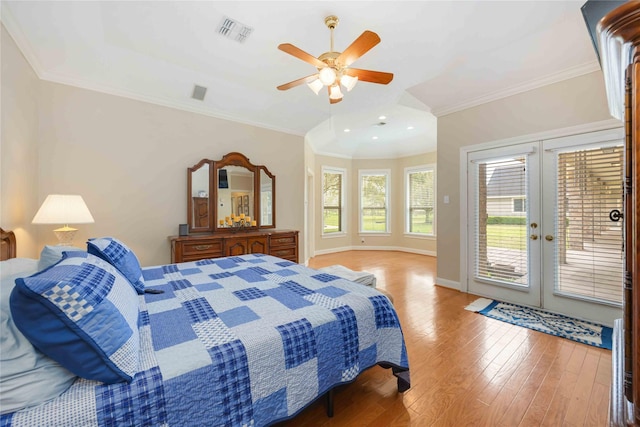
[435,277,461,291]
[313,246,436,257]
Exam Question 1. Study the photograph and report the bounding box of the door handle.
[545,235,554,241]
[609,209,623,222]
[530,234,538,240]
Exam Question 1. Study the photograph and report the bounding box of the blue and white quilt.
[2,254,409,426]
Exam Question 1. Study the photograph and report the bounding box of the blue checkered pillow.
[10,252,140,384]
[87,237,145,294]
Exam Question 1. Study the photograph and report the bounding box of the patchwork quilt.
[2,254,409,426]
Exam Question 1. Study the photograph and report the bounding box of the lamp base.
[53,225,78,246]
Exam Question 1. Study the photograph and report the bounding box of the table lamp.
[32,194,95,246]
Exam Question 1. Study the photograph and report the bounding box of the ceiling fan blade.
[277,74,318,91]
[336,30,381,67]
[344,68,394,84]
[278,43,326,68]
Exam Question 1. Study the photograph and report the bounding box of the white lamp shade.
[329,84,343,100]
[319,67,337,86]
[307,78,323,95]
[340,74,358,92]
[32,195,95,225]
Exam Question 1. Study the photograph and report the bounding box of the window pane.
[361,173,387,232]
[323,208,341,233]
[408,169,434,235]
[323,171,343,233]
[555,146,623,304]
[474,157,528,286]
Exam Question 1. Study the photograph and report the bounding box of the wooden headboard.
[0,228,16,260]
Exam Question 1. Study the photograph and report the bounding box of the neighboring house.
[485,164,527,218]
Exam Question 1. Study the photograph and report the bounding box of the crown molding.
[2,8,305,139]
[1,4,46,78]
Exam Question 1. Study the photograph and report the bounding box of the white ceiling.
[1,1,600,159]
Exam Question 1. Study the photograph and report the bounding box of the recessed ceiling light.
[407,126,414,130]
[372,136,379,140]
[378,115,386,120]
[344,128,351,132]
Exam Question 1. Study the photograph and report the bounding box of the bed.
[0,228,409,426]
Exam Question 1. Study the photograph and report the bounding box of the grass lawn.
[323,210,434,234]
[486,224,527,250]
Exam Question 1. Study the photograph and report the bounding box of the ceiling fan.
[276,15,393,104]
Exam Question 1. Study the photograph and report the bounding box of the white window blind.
[555,146,623,303]
[474,156,529,286]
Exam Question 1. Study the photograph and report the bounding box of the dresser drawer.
[270,247,297,260]
[180,240,223,258]
[270,233,297,248]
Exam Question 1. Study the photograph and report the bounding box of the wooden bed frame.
[0,228,16,261]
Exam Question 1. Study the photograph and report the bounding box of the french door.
[467,129,624,325]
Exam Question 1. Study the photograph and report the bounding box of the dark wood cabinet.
[224,235,268,257]
[170,230,298,263]
[268,231,298,262]
[599,3,640,425]
[192,197,209,227]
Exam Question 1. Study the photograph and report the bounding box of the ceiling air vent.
[192,85,207,101]
[217,16,253,43]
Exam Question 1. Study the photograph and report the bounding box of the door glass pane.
[474,156,529,287]
[555,146,623,303]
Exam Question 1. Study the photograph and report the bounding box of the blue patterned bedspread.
[2,254,409,426]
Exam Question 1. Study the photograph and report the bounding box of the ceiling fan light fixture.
[329,84,343,100]
[307,78,323,95]
[340,74,358,91]
[319,67,337,86]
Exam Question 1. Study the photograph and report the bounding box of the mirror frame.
[258,165,276,228]
[187,152,276,233]
[187,158,214,234]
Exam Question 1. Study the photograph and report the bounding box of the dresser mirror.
[187,152,276,233]
[259,167,275,227]
[187,159,213,233]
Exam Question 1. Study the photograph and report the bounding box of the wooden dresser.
[169,230,298,263]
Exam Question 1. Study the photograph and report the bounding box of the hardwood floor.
[276,250,611,426]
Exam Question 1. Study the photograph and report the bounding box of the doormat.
[466,298,613,350]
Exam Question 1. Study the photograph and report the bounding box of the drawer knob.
[194,245,212,251]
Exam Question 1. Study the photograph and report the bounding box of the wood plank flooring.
[276,250,611,427]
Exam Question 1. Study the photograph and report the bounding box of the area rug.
[466,298,613,350]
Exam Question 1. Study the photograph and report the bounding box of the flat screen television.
[218,169,229,189]
[581,0,626,64]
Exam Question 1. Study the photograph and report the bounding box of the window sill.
[322,232,347,239]
[403,233,436,240]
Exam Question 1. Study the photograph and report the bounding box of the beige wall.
[313,151,437,256]
[2,25,305,266]
[436,70,616,287]
[1,25,40,257]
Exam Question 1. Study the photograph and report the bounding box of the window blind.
[555,146,623,303]
[474,156,529,286]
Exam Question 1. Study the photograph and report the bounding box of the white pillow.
[37,245,83,271]
[0,258,77,414]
